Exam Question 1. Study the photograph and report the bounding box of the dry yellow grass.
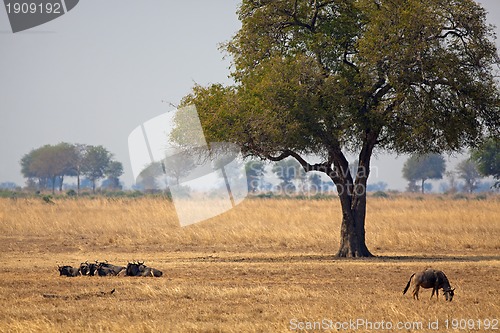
[0,196,499,332]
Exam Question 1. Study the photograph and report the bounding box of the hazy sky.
[1,1,499,191]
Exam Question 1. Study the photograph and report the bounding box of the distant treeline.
[20,143,123,194]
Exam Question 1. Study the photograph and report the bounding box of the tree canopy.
[402,153,446,193]
[20,143,123,194]
[81,145,112,193]
[471,137,500,187]
[177,0,499,257]
[184,0,498,157]
[456,159,481,193]
[20,143,78,193]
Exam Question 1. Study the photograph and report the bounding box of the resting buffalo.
[79,261,98,276]
[96,261,126,276]
[58,265,81,277]
[126,261,162,277]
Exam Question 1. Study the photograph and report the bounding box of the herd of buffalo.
[59,263,456,301]
[58,260,162,277]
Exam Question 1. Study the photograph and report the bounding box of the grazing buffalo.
[403,269,455,301]
[58,265,81,277]
[126,261,162,277]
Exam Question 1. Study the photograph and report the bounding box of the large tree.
[177,0,499,257]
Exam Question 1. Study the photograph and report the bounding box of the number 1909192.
[5,2,62,14]
[444,319,499,330]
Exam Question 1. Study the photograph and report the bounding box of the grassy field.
[0,195,499,332]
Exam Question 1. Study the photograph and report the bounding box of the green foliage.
[475,194,488,201]
[20,143,123,194]
[453,193,468,200]
[163,153,195,186]
[103,160,124,190]
[402,154,446,193]
[0,190,27,198]
[471,138,499,186]
[81,145,112,193]
[456,159,481,193]
[181,0,499,160]
[178,0,500,198]
[66,189,77,197]
[105,161,124,179]
[20,142,79,193]
[127,190,145,198]
[136,162,164,191]
[372,191,389,198]
[175,0,499,256]
[42,195,55,204]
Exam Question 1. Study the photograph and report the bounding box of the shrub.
[372,191,389,198]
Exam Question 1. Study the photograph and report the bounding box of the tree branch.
[343,47,358,72]
[266,149,342,185]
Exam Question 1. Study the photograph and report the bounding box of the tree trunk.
[59,175,64,192]
[77,174,80,196]
[51,176,56,194]
[269,136,377,258]
[333,133,376,258]
[336,190,373,257]
[421,179,425,194]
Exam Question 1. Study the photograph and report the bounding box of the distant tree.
[272,158,303,194]
[53,142,79,192]
[471,138,499,188]
[79,178,93,190]
[163,153,196,186]
[20,150,40,189]
[402,154,446,193]
[81,145,112,193]
[245,160,265,193]
[103,160,124,190]
[307,173,324,194]
[20,143,77,194]
[0,182,18,190]
[136,162,164,191]
[28,145,55,191]
[366,182,388,192]
[73,144,88,195]
[444,171,458,194]
[456,159,481,193]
